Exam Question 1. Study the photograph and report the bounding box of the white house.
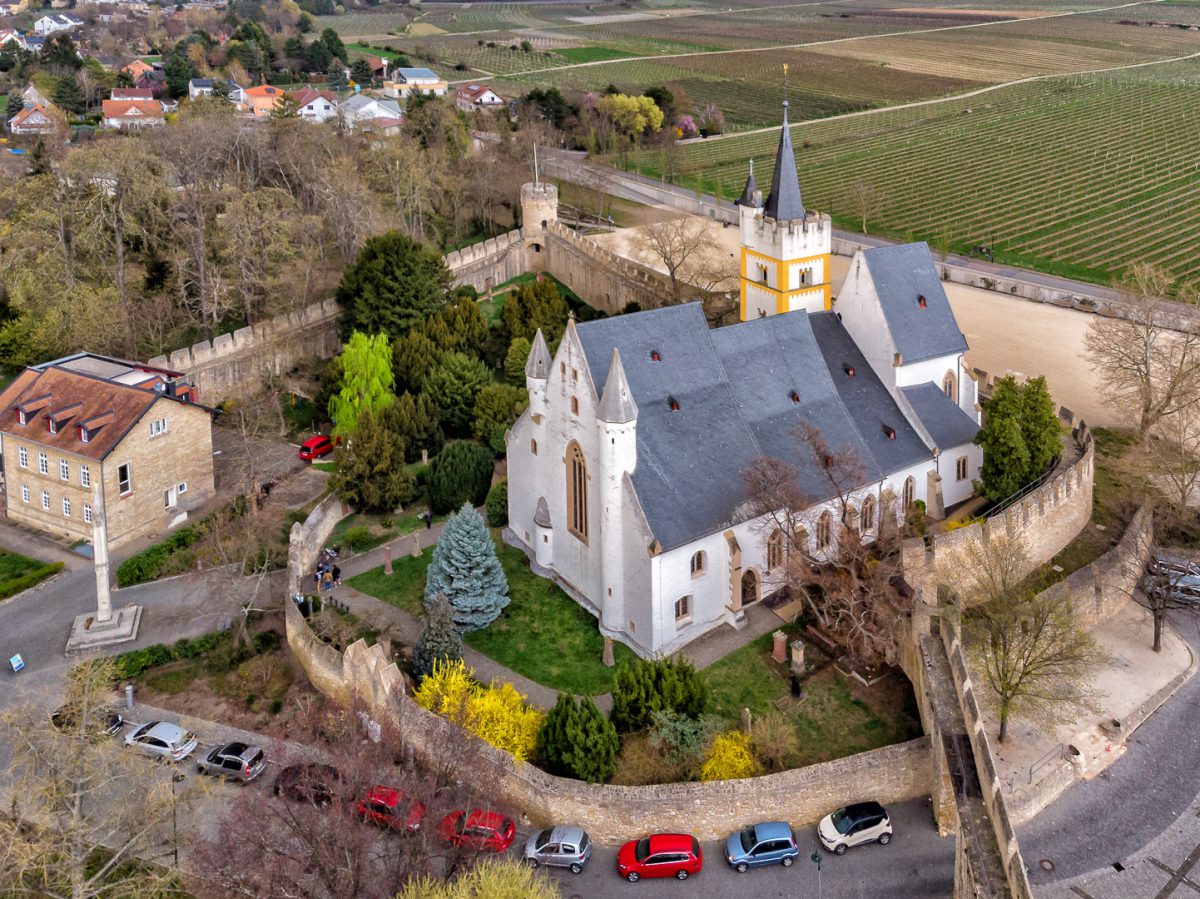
[290,86,337,123]
[504,112,982,660]
[455,83,505,112]
[383,67,447,99]
[339,92,403,132]
[34,14,82,34]
[0,29,27,50]
[188,78,245,103]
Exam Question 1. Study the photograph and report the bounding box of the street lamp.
[171,772,186,867]
[811,851,822,899]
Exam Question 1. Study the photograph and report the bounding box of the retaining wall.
[444,230,525,293]
[148,299,342,403]
[543,220,679,315]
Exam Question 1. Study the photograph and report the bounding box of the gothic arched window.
[816,511,833,552]
[767,529,784,571]
[566,441,588,543]
[902,476,916,512]
[860,494,877,533]
[943,370,957,399]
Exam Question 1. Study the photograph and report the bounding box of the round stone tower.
[521,181,558,273]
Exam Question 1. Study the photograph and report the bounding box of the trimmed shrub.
[427,441,494,514]
[0,561,63,600]
[485,479,508,527]
[536,693,619,783]
[116,525,202,586]
[609,657,709,733]
[343,526,374,552]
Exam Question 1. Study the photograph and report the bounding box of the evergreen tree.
[5,93,24,128]
[427,441,494,513]
[423,503,509,631]
[472,384,527,454]
[320,27,349,64]
[210,79,233,103]
[350,58,373,86]
[610,658,709,733]
[385,391,444,462]
[974,375,1040,502]
[425,351,491,433]
[336,231,451,339]
[424,296,489,357]
[412,593,463,680]
[536,694,619,783]
[330,409,413,512]
[304,37,333,73]
[1019,375,1061,477]
[163,53,194,99]
[52,76,85,115]
[41,35,82,71]
[504,337,532,381]
[328,331,395,437]
[392,329,439,393]
[501,278,569,345]
[485,478,508,527]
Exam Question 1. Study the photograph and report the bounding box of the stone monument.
[65,485,142,654]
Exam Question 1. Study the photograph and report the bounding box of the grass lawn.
[0,550,43,582]
[348,538,635,695]
[703,633,922,768]
[0,549,61,601]
[556,46,632,64]
[328,504,445,553]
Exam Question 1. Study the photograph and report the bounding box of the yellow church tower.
[737,100,831,320]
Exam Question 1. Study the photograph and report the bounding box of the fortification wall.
[148,299,342,403]
[444,230,525,293]
[543,221,679,314]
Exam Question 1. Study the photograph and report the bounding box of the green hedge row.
[0,561,64,600]
[111,629,280,680]
[115,525,202,587]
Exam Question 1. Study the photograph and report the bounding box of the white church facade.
[505,111,984,660]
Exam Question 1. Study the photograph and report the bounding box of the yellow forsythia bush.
[699,731,759,782]
[414,659,543,762]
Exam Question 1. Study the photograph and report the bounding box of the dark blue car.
[725,821,799,873]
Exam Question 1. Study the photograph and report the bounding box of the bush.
[536,693,619,783]
[699,731,758,782]
[412,593,464,680]
[116,525,202,586]
[0,561,63,599]
[397,858,560,899]
[749,711,800,773]
[112,643,174,679]
[485,479,508,527]
[427,441,494,514]
[610,657,709,733]
[648,709,720,768]
[253,630,281,654]
[343,525,374,552]
[413,659,542,762]
[269,698,285,715]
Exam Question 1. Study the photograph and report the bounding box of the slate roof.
[899,383,980,451]
[861,242,968,364]
[736,159,759,208]
[762,102,804,222]
[576,304,933,550]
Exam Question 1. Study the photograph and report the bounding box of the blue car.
[725,821,800,873]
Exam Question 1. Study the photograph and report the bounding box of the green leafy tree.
[330,409,413,512]
[536,693,619,783]
[328,332,395,437]
[210,79,233,103]
[610,658,709,733]
[321,27,349,64]
[336,231,452,340]
[386,391,444,462]
[163,53,194,98]
[423,503,509,631]
[425,351,491,433]
[52,76,85,115]
[1019,375,1061,476]
[485,478,507,527]
[298,11,315,32]
[974,375,1058,502]
[503,337,531,381]
[427,441,494,514]
[501,278,569,345]
[472,384,527,453]
[412,593,464,680]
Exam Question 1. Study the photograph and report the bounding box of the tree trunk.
[1153,609,1163,653]
[997,707,1009,744]
[113,184,129,355]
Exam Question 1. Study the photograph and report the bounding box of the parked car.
[1148,552,1200,579]
[523,824,592,873]
[438,809,516,852]
[298,435,335,461]
[616,833,703,882]
[273,763,349,806]
[355,785,427,833]
[818,801,892,855]
[196,741,266,783]
[725,821,799,872]
[123,721,198,762]
[50,704,124,739]
[1144,572,1200,603]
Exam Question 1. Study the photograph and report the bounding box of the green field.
[637,60,1200,286]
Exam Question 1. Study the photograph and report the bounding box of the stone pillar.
[93,484,112,623]
[790,639,805,675]
[384,545,393,576]
[602,636,614,668]
[772,630,787,664]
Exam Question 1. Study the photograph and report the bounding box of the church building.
[505,110,983,660]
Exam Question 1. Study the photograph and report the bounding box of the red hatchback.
[617,833,703,882]
[355,786,427,833]
[438,809,516,852]
[298,435,335,461]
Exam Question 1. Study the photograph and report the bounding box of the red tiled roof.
[102,99,164,120]
[290,86,336,108]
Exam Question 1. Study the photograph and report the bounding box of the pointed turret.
[763,101,805,222]
[524,329,551,379]
[598,348,637,424]
[736,159,760,208]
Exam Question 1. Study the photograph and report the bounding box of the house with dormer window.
[0,354,214,548]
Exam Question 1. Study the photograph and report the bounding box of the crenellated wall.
[444,230,525,293]
[148,299,342,403]
[543,220,679,314]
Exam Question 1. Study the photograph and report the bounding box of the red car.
[298,435,335,461]
[617,833,703,882]
[438,809,516,852]
[355,786,427,833]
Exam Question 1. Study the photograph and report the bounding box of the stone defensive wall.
[148,299,341,403]
[283,499,935,843]
[543,220,679,315]
[444,230,525,294]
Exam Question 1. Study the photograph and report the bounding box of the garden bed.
[0,550,63,601]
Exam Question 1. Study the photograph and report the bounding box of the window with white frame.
[48,419,56,435]
[80,465,90,488]
[20,485,28,504]
[690,551,705,576]
[18,446,27,469]
[62,497,70,517]
[149,417,168,437]
[118,463,132,495]
[41,491,49,511]
[956,456,969,482]
[674,595,691,622]
[59,459,68,480]
[83,503,92,524]
[38,452,47,475]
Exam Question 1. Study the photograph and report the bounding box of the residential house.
[0,28,27,49]
[101,98,165,129]
[20,84,51,109]
[22,35,43,52]
[111,87,154,101]
[134,71,167,98]
[188,78,245,103]
[33,13,82,34]
[363,56,388,80]
[9,103,58,135]
[0,353,215,550]
[339,92,402,134]
[455,83,506,112]
[239,84,285,118]
[0,0,30,16]
[290,85,337,123]
[382,67,447,99]
[121,58,154,81]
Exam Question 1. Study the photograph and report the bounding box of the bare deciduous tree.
[1149,404,1200,514]
[632,217,736,303]
[1085,264,1200,441]
[846,179,884,235]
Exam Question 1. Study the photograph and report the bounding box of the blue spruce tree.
[424,503,510,631]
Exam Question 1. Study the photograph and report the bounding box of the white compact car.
[124,721,198,762]
[818,802,893,855]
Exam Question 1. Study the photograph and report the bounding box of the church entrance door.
[741,569,759,606]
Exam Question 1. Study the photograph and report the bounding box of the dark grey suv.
[196,742,266,783]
